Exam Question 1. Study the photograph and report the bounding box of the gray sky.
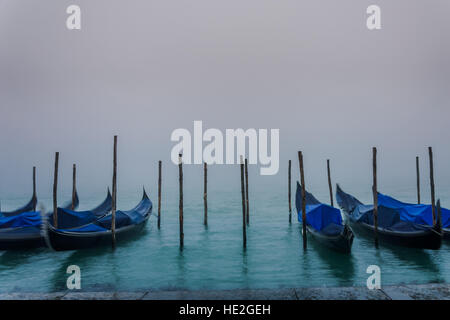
[0,0,449,203]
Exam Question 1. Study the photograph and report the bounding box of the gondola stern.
[71,190,80,210]
[142,187,149,200]
[105,188,112,203]
[335,184,362,214]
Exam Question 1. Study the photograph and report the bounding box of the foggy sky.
[0,0,450,205]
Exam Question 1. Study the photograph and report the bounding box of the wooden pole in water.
[416,156,420,204]
[429,147,436,225]
[157,160,162,229]
[327,159,334,207]
[52,152,59,227]
[245,158,249,226]
[179,154,184,249]
[203,162,208,226]
[240,156,247,248]
[437,199,442,230]
[288,160,292,224]
[111,136,117,248]
[71,164,77,210]
[32,166,36,212]
[298,151,307,250]
[372,147,379,247]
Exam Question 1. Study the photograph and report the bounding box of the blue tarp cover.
[335,185,433,232]
[50,208,97,229]
[0,209,98,230]
[67,224,107,233]
[346,203,429,232]
[298,204,343,233]
[56,196,152,233]
[378,193,450,228]
[295,182,344,235]
[0,192,111,230]
[0,211,41,229]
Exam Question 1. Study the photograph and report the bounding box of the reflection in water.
[383,244,441,275]
[106,251,119,292]
[310,240,356,285]
[49,253,71,292]
[48,246,115,292]
[297,239,313,285]
[1,188,449,293]
[241,249,249,289]
[175,249,186,289]
[241,249,248,276]
[47,227,151,291]
[0,250,38,268]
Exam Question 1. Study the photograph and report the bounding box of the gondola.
[296,182,353,253]
[46,189,152,251]
[0,190,78,218]
[374,192,450,240]
[336,184,442,249]
[0,190,110,250]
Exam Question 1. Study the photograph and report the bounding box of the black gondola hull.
[443,228,450,241]
[47,217,149,251]
[306,225,354,253]
[344,213,441,250]
[0,190,110,250]
[336,185,442,250]
[0,228,45,250]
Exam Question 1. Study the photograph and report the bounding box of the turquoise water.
[0,185,449,293]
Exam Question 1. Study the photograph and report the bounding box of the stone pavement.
[1,283,449,300]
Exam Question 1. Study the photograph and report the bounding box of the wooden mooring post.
[416,156,420,204]
[71,164,77,210]
[32,166,36,212]
[298,151,307,250]
[327,159,334,207]
[111,136,117,248]
[372,147,379,248]
[240,156,247,248]
[245,158,249,226]
[429,147,436,225]
[157,160,162,229]
[53,152,59,227]
[179,154,184,249]
[437,199,442,230]
[288,160,292,224]
[203,162,208,226]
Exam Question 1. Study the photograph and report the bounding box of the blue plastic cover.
[298,204,343,232]
[56,193,152,233]
[47,191,112,229]
[335,186,431,232]
[346,203,429,232]
[50,208,97,229]
[378,193,450,228]
[67,224,107,233]
[96,211,132,229]
[295,182,344,235]
[0,211,41,228]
